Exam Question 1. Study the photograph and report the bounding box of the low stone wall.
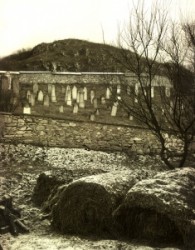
[0,113,159,154]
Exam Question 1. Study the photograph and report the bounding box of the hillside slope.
[0,39,133,72]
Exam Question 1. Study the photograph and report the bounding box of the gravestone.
[43,95,50,107]
[29,94,35,106]
[73,103,79,114]
[106,87,111,99]
[129,115,133,121]
[151,87,154,98]
[37,90,44,102]
[66,89,72,106]
[59,105,64,113]
[117,85,121,94]
[1,76,10,91]
[101,96,106,105]
[23,105,31,114]
[72,86,77,100]
[90,114,95,121]
[51,85,56,102]
[33,83,39,95]
[95,109,100,115]
[26,90,31,101]
[78,91,85,108]
[127,85,131,95]
[111,102,118,116]
[90,90,95,104]
[93,98,98,109]
[135,83,139,95]
[48,84,52,94]
[83,87,88,101]
[12,78,20,96]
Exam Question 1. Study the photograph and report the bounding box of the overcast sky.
[0,0,195,57]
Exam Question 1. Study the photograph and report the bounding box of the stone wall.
[0,71,172,125]
[0,113,159,154]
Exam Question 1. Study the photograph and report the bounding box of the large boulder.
[51,169,149,236]
[113,167,195,248]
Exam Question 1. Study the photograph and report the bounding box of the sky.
[0,0,195,58]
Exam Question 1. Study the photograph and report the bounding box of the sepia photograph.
[0,0,195,249]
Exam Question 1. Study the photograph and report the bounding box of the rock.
[113,167,195,248]
[51,169,149,236]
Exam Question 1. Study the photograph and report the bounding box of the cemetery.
[0,71,195,249]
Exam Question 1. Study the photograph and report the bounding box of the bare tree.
[108,1,195,169]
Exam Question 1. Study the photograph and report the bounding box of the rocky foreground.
[0,143,186,250]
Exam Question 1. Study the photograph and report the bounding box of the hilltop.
[0,39,133,72]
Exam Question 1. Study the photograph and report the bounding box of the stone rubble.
[0,143,181,250]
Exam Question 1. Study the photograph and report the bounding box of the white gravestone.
[117,85,121,94]
[111,102,118,116]
[72,86,77,100]
[37,90,44,102]
[51,85,56,102]
[43,95,50,107]
[59,105,64,113]
[90,90,95,104]
[106,87,111,99]
[83,87,88,101]
[23,106,31,114]
[73,103,79,114]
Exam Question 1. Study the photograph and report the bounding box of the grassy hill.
[0,39,134,72]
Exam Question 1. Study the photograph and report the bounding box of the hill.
[0,39,133,72]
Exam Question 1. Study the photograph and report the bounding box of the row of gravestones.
[23,83,126,119]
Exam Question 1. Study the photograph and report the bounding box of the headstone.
[33,83,39,95]
[127,86,131,95]
[73,103,79,114]
[23,106,31,114]
[48,84,52,94]
[111,102,118,116]
[78,91,85,108]
[135,83,139,95]
[90,114,95,121]
[83,87,88,101]
[72,86,77,100]
[1,76,9,91]
[43,95,50,107]
[26,90,31,101]
[135,98,138,103]
[29,94,35,106]
[12,78,20,96]
[117,85,121,94]
[101,96,106,105]
[151,87,154,98]
[106,87,111,99]
[59,105,64,113]
[65,86,71,101]
[129,115,133,121]
[93,98,98,109]
[95,109,100,115]
[66,88,72,106]
[37,90,44,102]
[165,87,170,97]
[51,85,56,102]
[90,90,95,104]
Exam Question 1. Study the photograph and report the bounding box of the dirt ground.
[0,143,183,250]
